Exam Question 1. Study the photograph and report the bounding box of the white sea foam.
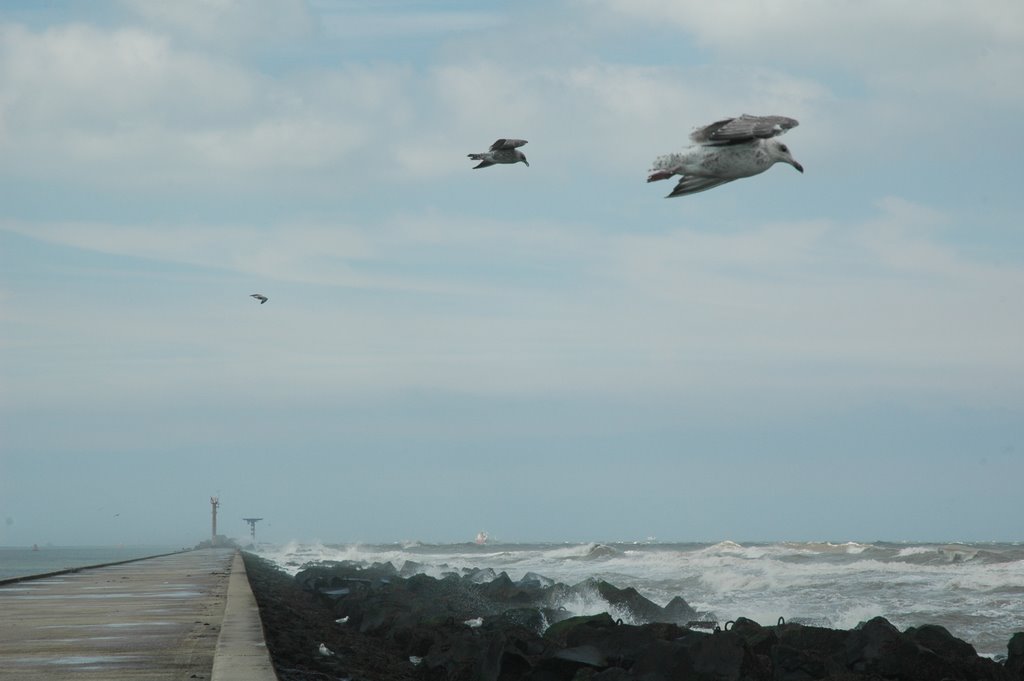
[550,583,643,626]
[254,540,1024,658]
[895,545,935,558]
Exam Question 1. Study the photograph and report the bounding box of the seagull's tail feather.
[468,153,495,168]
[666,176,737,198]
[647,169,676,183]
[647,153,685,182]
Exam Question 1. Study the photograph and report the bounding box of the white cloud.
[604,198,1024,380]
[0,24,257,125]
[0,22,423,189]
[4,195,1022,411]
[181,118,364,170]
[119,0,314,47]
[317,7,503,38]
[0,218,428,291]
[590,0,1024,106]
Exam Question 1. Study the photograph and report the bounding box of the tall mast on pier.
[210,496,220,546]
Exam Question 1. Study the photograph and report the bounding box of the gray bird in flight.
[647,115,803,198]
[468,138,529,168]
[250,294,268,304]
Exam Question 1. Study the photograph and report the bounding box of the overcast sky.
[1,0,1022,547]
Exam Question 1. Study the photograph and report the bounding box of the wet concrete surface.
[0,548,238,680]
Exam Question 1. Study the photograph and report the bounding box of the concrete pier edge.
[211,551,278,680]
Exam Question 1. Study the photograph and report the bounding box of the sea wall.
[242,553,1024,681]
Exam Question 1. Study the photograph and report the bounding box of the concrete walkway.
[210,552,276,681]
[0,548,277,680]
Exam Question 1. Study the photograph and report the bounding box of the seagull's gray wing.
[489,138,528,151]
[665,176,738,198]
[690,115,798,145]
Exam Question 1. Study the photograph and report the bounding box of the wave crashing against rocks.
[243,553,1024,681]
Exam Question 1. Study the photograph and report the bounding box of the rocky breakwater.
[242,553,1024,681]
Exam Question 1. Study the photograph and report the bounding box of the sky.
[1,0,1022,547]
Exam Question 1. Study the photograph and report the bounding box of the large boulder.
[905,623,979,662]
[1009,631,1024,655]
[544,613,617,647]
[774,622,850,680]
[592,579,667,623]
[489,607,552,634]
[730,617,778,657]
[684,630,768,681]
[662,595,699,624]
[844,617,1011,681]
[476,571,539,604]
[534,644,609,677]
[564,621,687,669]
[1006,631,1024,678]
[419,627,493,681]
[628,638,697,681]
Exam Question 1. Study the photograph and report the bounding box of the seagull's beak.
[791,159,804,173]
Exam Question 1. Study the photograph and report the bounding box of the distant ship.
[475,531,488,545]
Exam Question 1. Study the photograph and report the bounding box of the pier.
[0,548,276,680]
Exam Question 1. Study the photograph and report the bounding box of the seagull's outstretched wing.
[489,138,528,151]
[665,176,738,198]
[690,115,798,145]
[250,293,268,304]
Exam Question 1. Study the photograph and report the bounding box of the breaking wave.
[255,540,1024,658]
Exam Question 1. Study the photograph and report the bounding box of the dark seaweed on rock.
[242,552,1024,681]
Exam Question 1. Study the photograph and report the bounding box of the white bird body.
[468,138,529,168]
[648,115,802,198]
[652,143,779,180]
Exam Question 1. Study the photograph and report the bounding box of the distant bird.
[250,294,268,304]
[647,115,803,198]
[318,643,335,657]
[468,138,529,168]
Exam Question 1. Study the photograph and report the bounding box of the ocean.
[0,545,183,581]
[256,539,1024,659]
